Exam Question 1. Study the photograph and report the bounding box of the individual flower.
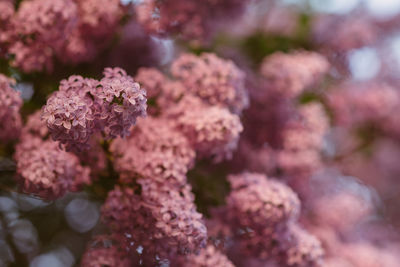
[0,74,22,142]
[260,51,329,98]
[171,53,248,114]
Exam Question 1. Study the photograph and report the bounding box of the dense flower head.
[312,191,373,233]
[97,67,147,138]
[75,0,123,39]
[328,83,400,130]
[2,0,124,70]
[77,135,108,179]
[0,74,22,142]
[171,53,248,114]
[312,15,378,52]
[176,103,243,162]
[174,244,235,267]
[135,68,166,99]
[260,51,330,98]
[278,103,329,176]
[8,0,78,72]
[55,0,125,65]
[101,183,207,259]
[135,0,251,41]
[135,67,187,115]
[0,0,14,54]
[227,172,300,231]
[13,0,77,46]
[340,242,400,267]
[279,224,324,267]
[306,169,375,233]
[111,117,195,184]
[42,68,147,151]
[14,137,91,200]
[55,29,98,64]
[80,235,133,267]
[233,140,277,174]
[42,75,97,151]
[22,110,49,139]
[112,145,191,186]
[8,41,54,73]
[231,227,285,260]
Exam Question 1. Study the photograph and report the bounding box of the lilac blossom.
[0,74,22,142]
[174,244,235,267]
[14,137,91,200]
[42,68,147,151]
[135,0,251,41]
[80,235,133,267]
[260,51,330,98]
[171,53,248,114]
[111,117,195,185]
[227,172,300,231]
[101,183,207,260]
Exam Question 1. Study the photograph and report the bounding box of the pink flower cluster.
[0,0,123,72]
[177,104,243,162]
[42,67,147,151]
[216,172,323,267]
[328,82,400,137]
[14,112,91,200]
[111,117,195,185]
[0,74,22,142]
[235,51,330,183]
[278,103,329,178]
[260,51,330,98]
[14,136,91,200]
[96,53,247,264]
[4,2,400,266]
[134,53,245,162]
[80,235,133,267]
[101,184,207,262]
[171,53,249,114]
[173,244,235,267]
[135,0,251,41]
